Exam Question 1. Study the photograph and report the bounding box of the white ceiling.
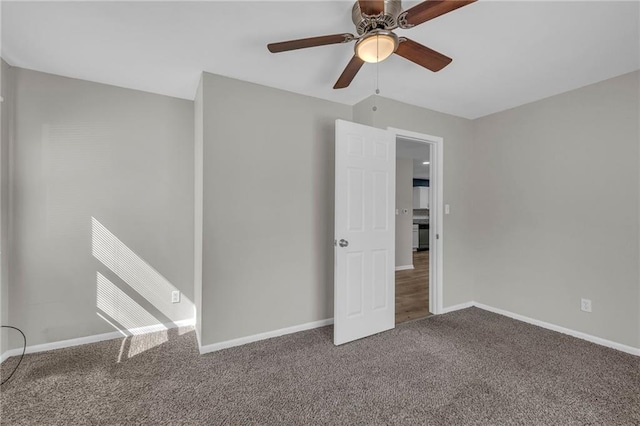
[397,137,430,179]
[412,159,430,180]
[2,1,639,119]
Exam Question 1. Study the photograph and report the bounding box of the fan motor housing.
[352,0,403,35]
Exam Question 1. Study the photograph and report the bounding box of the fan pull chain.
[376,56,380,95]
[373,35,379,112]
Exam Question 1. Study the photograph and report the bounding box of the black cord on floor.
[1,325,26,385]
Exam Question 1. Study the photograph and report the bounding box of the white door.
[334,119,395,345]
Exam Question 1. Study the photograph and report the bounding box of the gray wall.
[353,96,477,308]
[9,68,195,347]
[395,157,413,268]
[4,64,639,352]
[473,71,640,348]
[200,73,352,346]
[193,76,203,343]
[0,59,13,354]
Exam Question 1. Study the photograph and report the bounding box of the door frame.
[388,127,444,315]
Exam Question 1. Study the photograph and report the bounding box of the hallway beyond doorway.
[395,250,430,324]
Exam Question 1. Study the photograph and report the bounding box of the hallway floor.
[395,250,430,324]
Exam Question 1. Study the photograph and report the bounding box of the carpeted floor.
[1,307,639,425]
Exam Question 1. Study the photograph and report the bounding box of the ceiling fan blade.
[268,33,354,53]
[395,38,452,72]
[358,0,385,16]
[399,0,476,28]
[334,56,365,89]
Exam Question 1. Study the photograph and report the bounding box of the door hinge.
[436,234,440,240]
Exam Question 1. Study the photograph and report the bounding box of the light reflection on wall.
[92,217,193,323]
[93,217,195,359]
[96,272,169,360]
[96,272,168,335]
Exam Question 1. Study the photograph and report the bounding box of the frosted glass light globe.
[356,32,398,63]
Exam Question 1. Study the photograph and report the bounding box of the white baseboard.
[434,300,639,356]
[4,302,638,362]
[0,318,195,363]
[199,318,334,354]
[395,265,414,271]
[195,325,202,350]
[472,302,640,357]
[439,301,474,314]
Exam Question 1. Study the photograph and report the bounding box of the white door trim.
[388,127,444,315]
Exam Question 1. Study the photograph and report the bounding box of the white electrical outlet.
[581,298,592,312]
[171,291,180,304]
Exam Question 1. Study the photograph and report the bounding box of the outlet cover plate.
[172,291,180,304]
[581,298,592,312]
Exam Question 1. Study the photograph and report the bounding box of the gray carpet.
[1,307,639,425]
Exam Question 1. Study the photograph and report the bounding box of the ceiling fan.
[267,0,477,89]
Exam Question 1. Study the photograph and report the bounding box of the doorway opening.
[391,128,443,324]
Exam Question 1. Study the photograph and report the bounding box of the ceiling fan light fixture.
[267,0,477,89]
[355,30,398,63]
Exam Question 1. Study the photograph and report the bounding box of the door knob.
[339,239,349,247]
